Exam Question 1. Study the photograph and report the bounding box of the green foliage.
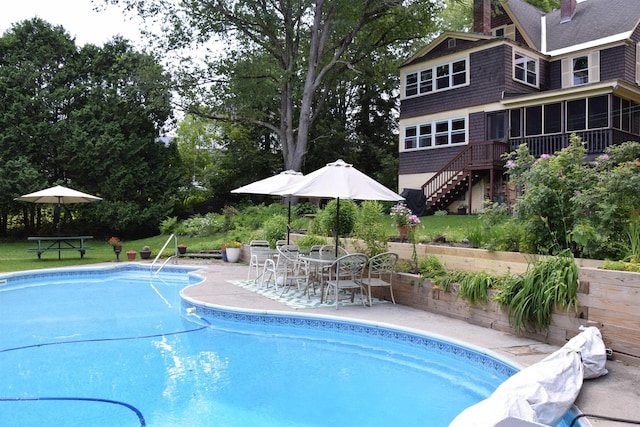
[457,271,493,306]
[497,251,579,334]
[294,234,328,250]
[314,199,358,237]
[261,215,289,247]
[504,136,640,259]
[174,213,225,236]
[0,19,181,237]
[294,202,317,216]
[159,217,179,235]
[353,201,389,257]
[600,260,640,273]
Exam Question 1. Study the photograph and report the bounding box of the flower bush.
[223,240,242,248]
[390,203,421,227]
[108,236,121,246]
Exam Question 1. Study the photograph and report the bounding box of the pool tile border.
[186,300,518,379]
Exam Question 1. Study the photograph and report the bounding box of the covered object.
[449,326,608,427]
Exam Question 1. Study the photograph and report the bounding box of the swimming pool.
[0,265,579,426]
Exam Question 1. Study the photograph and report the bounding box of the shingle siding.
[400,45,510,120]
[468,112,486,142]
[601,46,626,82]
[399,146,465,175]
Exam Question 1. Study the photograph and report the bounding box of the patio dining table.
[299,253,338,303]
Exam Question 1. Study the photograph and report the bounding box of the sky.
[0,0,144,47]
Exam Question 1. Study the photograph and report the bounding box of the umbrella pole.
[287,199,291,244]
[335,198,340,257]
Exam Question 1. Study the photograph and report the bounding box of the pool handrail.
[150,233,178,275]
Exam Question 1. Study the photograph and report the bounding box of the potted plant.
[390,203,421,242]
[126,249,137,261]
[139,245,152,260]
[224,240,242,263]
[177,243,187,255]
[108,236,122,261]
[457,203,468,215]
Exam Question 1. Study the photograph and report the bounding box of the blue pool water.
[0,265,577,426]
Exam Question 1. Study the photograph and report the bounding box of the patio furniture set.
[247,240,398,309]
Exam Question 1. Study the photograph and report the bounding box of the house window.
[588,96,608,129]
[403,58,467,97]
[544,103,562,134]
[573,56,589,85]
[419,69,433,93]
[525,106,543,136]
[510,109,522,138]
[403,118,466,150]
[405,73,418,97]
[404,126,417,149]
[487,112,506,140]
[419,124,433,148]
[511,103,562,137]
[514,52,538,87]
[567,96,609,131]
[567,99,586,131]
[612,96,640,135]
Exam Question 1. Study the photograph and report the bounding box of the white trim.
[545,32,632,56]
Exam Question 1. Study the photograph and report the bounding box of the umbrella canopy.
[15,185,102,234]
[282,159,403,201]
[231,170,305,244]
[15,185,102,204]
[281,159,404,255]
[231,170,304,196]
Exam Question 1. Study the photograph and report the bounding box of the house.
[398,0,640,214]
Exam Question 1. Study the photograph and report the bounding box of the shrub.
[353,200,389,257]
[495,250,579,334]
[295,234,328,250]
[261,214,289,247]
[159,216,178,235]
[314,199,358,237]
[294,202,317,216]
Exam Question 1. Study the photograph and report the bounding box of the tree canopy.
[0,18,183,237]
[104,0,441,175]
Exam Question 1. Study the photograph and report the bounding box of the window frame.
[403,58,468,98]
[403,117,467,151]
[572,55,589,86]
[513,51,539,88]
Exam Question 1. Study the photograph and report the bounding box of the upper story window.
[492,24,515,40]
[404,58,467,98]
[513,52,538,87]
[573,56,589,85]
[403,117,466,151]
[561,52,600,88]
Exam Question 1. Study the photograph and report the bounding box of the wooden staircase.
[421,141,509,212]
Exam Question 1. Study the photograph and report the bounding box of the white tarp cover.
[449,326,608,427]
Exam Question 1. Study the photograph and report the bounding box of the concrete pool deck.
[177,259,640,426]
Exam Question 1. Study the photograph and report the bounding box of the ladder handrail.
[150,234,178,275]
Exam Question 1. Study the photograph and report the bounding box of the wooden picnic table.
[28,236,93,260]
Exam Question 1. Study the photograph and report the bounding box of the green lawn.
[0,214,478,273]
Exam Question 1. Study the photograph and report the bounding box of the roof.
[503,0,544,50]
[403,0,640,68]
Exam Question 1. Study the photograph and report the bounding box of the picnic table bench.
[28,236,93,260]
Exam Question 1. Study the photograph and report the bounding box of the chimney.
[473,0,491,35]
[560,0,576,23]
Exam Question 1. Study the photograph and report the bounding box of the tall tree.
[103,0,440,172]
[0,19,182,236]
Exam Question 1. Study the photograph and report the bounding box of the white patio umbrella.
[231,170,305,243]
[15,185,102,232]
[281,159,404,255]
[231,170,304,196]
